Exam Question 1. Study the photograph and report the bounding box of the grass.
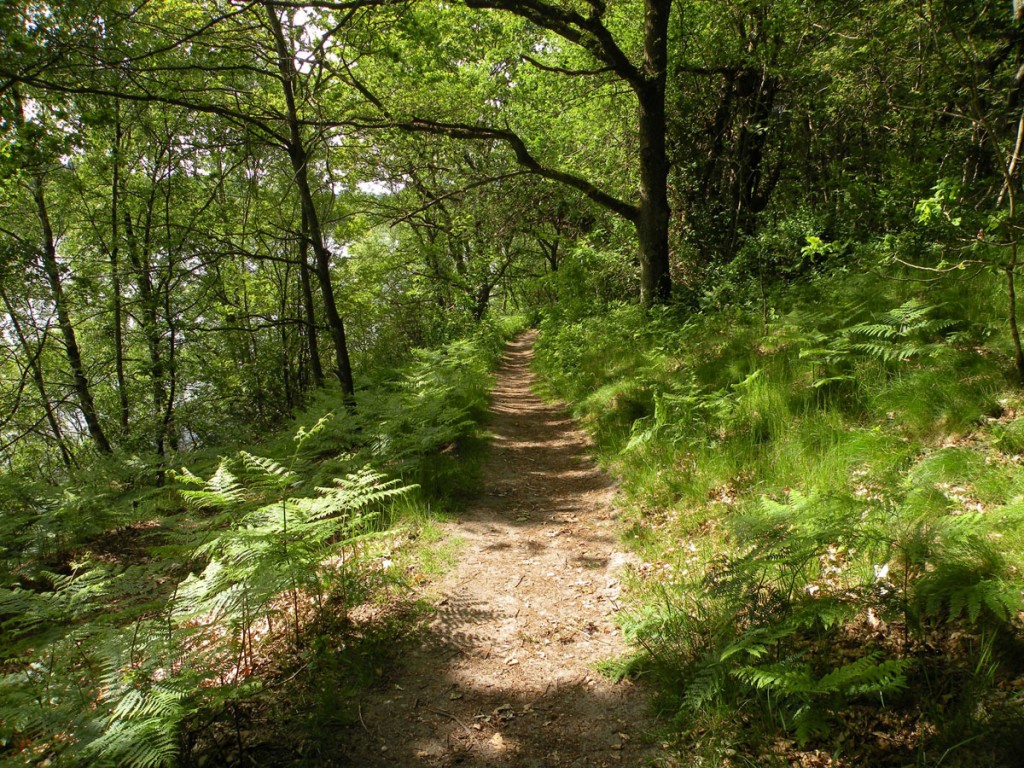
[0,316,527,768]
[411,524,465,578]
[533,272,1024,766]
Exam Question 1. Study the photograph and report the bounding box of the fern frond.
[238,451,295,487]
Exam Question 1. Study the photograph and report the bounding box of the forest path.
[342,331,664,767]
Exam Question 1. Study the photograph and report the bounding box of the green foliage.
[537,263,1024,762]
[803,299,959,373]
[993,417,1024,455]
[0,455,412,767]
[5,0,1024,765]
[896,507,1023,628]
[0,317,514,766]
[735,653,908,745]
[367,344,488,468]
[179,459,410,622]
[362,317,528,496]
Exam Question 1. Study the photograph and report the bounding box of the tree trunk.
[298,209,324,388]
[539,238,560,272]
[110,98,130,432]
[1010,266,1024,384]
[636,0,673,306]
[0,288,74,468]
[123,203,168,460]
[265,1,355,405]
[162,286,179,453]
[30,177,113,454]
[13,90,112,454]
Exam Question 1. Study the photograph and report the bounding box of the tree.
[263,1,356,402]
[345,0,674,305]
[7,91,113,454]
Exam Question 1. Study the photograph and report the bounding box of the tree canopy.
[6,2,1024,766]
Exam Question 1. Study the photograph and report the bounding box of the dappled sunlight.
[338,332,661,767]
[352,673,649,767]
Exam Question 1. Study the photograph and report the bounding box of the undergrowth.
[534,271,1024,767]
[0,315,526,767]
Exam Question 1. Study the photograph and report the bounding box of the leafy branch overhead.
[3,0,1024,765]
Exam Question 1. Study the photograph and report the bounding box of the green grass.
[407,518,465,578]
[534,271,1024,766]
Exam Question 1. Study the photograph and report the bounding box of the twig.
[891,255,985,273]
[358,704,370,734]
[419,703,474,734]
[260,659,313,691]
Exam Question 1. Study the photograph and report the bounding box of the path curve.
[343,331,662,767]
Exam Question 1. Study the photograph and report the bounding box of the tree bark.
[0,289,74,468]
[635,0,672,306]
[30,177,113,454]
[298,209,325,388]
[123,196,169,460]
[265,1,355,405]
[12,89,112,454]
[110,97,130,432]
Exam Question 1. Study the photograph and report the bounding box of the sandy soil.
[340,331,665,767]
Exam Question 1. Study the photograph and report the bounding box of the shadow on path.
[339,331,664,767]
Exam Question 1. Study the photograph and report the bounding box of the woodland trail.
[341,331,664,767]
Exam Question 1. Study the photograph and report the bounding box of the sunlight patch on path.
[342,331,667,767]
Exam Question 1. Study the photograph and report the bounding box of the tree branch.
[386,117,639,222]
[464,0,643,88]
[391,170,533,225]
[0,71,290,146]
[277,0,406,10]
[521,54,615,77]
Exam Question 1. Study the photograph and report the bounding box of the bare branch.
[464,0,643,88]
[0,71,290,146]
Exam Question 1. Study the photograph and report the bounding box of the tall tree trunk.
[13,91,112,454]
[110,97,130,432]
[0,288,73,468]
[162,287,178,453]
[279,259,295,408]
[298,209,324,388]
[636,0,672,306]
[241,283,266,421]
[29,177,113,454]
[265,2,355,405]
[123,203,168,460]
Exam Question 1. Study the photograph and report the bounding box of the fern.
[177,463,244,512]
[88,674,196,768]
[173,455,413,657]
[801,300,959,384]
[0,323,510,766]
[906,508,1024,626]
[237,451,296,490]
[624,379,732,452]
[1,451,414,767]
[733,652,908,745]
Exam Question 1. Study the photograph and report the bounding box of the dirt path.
[342,331,664,767]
